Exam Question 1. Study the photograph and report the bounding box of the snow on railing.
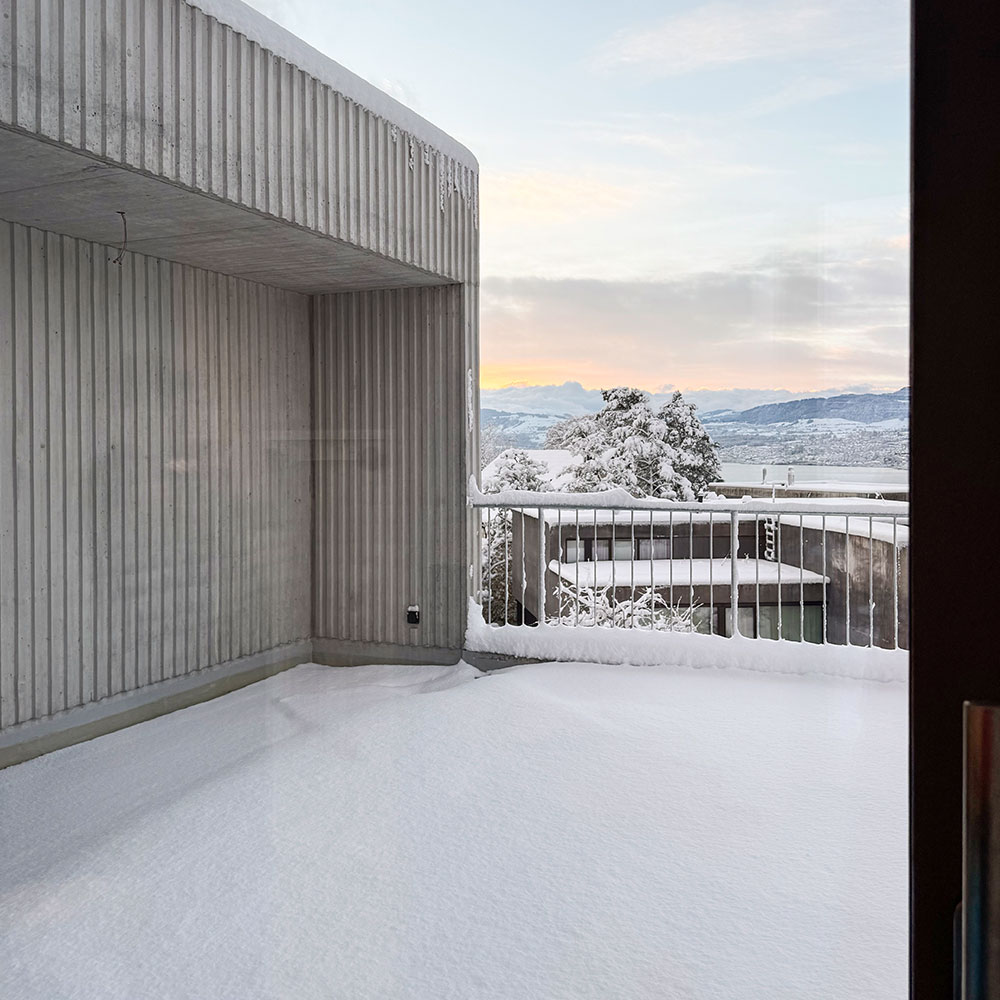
[468,480,909,657]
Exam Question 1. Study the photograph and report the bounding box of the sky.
[246,0,910,394]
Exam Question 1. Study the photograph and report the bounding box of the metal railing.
[470,485,909,650]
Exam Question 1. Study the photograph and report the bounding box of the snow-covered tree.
[544,414,591,450]
[476,401,720,624]
[562,387,694,500]
[479,422,515,471]
[483,449,549,493]
[550,388,720,500]
[657,391,722,495]
[480,450,549,624]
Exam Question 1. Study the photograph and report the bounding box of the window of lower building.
[723,607,756,639]
[756,605,824,643]
[613,539,635,560]
[638,538,670,560]
[692,606,715,635]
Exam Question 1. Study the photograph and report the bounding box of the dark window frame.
[911,0,1000,995]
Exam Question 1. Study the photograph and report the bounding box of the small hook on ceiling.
[111,211,127,265]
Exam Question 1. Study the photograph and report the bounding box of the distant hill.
[705,388,910,426]
[480,408,569,448]
[700,388,909,468]
[480,385,910,469]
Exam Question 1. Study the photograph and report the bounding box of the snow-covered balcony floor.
[0,661,906,1000]
[550,557,828,588]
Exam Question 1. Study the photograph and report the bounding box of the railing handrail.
[469,478,909,518]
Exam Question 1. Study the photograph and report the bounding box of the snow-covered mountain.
[479,382,897,419]
[480,408,567,448]
[479,382,603,417]
[704,388,910,425]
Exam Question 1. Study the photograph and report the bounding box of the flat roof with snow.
[549,558,829,589]
[715,480,907,494]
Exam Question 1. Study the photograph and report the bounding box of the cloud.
[595,0,907,81]
[561,116,779,179]
[482,288,537,319]
[592,0,907,121]
[477,136,907,281]
[480,248,908,392]
[747,76,852,116]
[596,2,829,74]
[565,117,703,159]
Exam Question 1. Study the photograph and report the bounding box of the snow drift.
[466,600,908,683]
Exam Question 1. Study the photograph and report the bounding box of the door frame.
[911,0,1000,995]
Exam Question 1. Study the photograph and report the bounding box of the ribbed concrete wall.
[0,0,481,748]
[0,219,312,731]
[313,286,470,651]
[0,0,478,283]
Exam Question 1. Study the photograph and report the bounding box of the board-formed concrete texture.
[0,0,480,762]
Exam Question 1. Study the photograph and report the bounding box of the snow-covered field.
[0,661,907,1000]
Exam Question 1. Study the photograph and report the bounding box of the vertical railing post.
[593,509,598,627]
[611,509,617,626]
[846,517,851,646]
[754,513,760,638]
[777,517,783,641]
[574,508,580,627]
[486,506,492,625]
[520,508,527,625]
[537,507,545,626]
[503,508,509,625]
[630,510,636,628]
[709,512,714,634]
[868,515,875,648]
[650,510,656,631]
[668,510,674,612]
[893,516,899,649]
[821,514,827,644]
[730,511,740,637]
[688,513,694,616]
[556,509,563,626]
[799,514,805,643]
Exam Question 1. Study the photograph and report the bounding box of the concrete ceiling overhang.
[0,126,450,295]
